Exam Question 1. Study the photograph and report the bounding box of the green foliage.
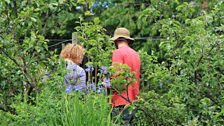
[0,1,113,125]
[0,0,84,38]
[75,19,114,67]
[60,92,112,126]
[97,0,224,125]
[109,63,136,94]
[1,0,224,125]
[75,19,114,85]
[136,2,224,124]
[1,84,113,126]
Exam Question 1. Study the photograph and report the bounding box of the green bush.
[1,0,224,126]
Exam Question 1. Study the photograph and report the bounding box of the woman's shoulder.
[66,62,78,70]
[76,65,85,71]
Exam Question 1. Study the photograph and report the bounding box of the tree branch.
[112,87,132,104]
[1,48,33,93]
[0,104,17,115]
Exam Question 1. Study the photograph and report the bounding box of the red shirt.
[112,46,140,107]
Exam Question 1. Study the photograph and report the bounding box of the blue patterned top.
[64,62,86,92]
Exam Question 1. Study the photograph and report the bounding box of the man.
[111,27,141,126]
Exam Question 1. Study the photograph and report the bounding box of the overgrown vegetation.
[0,0,224,125]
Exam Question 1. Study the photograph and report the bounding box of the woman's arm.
[79,68,86,88]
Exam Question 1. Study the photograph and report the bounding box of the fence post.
[62,43,65,49]
[72,33,78,44]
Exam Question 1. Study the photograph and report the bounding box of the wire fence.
[46,37,166,48]
[48,39,72,48]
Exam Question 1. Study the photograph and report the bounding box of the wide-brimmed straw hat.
[111,27,134,41]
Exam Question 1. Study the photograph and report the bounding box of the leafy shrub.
[1,1,224,126]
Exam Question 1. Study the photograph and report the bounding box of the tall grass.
[51,91,114,126]
[0,86,114,126]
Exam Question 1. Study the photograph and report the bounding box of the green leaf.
[5,0,10,4]
[84,11,93,16]
[93,17,100,25]
[30,17,37,22]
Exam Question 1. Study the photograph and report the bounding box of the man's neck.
[117,42,129,48]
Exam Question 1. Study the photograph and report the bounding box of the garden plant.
[0,0,224,126]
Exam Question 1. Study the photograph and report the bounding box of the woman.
[60,43,86,93]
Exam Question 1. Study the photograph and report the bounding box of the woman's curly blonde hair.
[60,43,85,64]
